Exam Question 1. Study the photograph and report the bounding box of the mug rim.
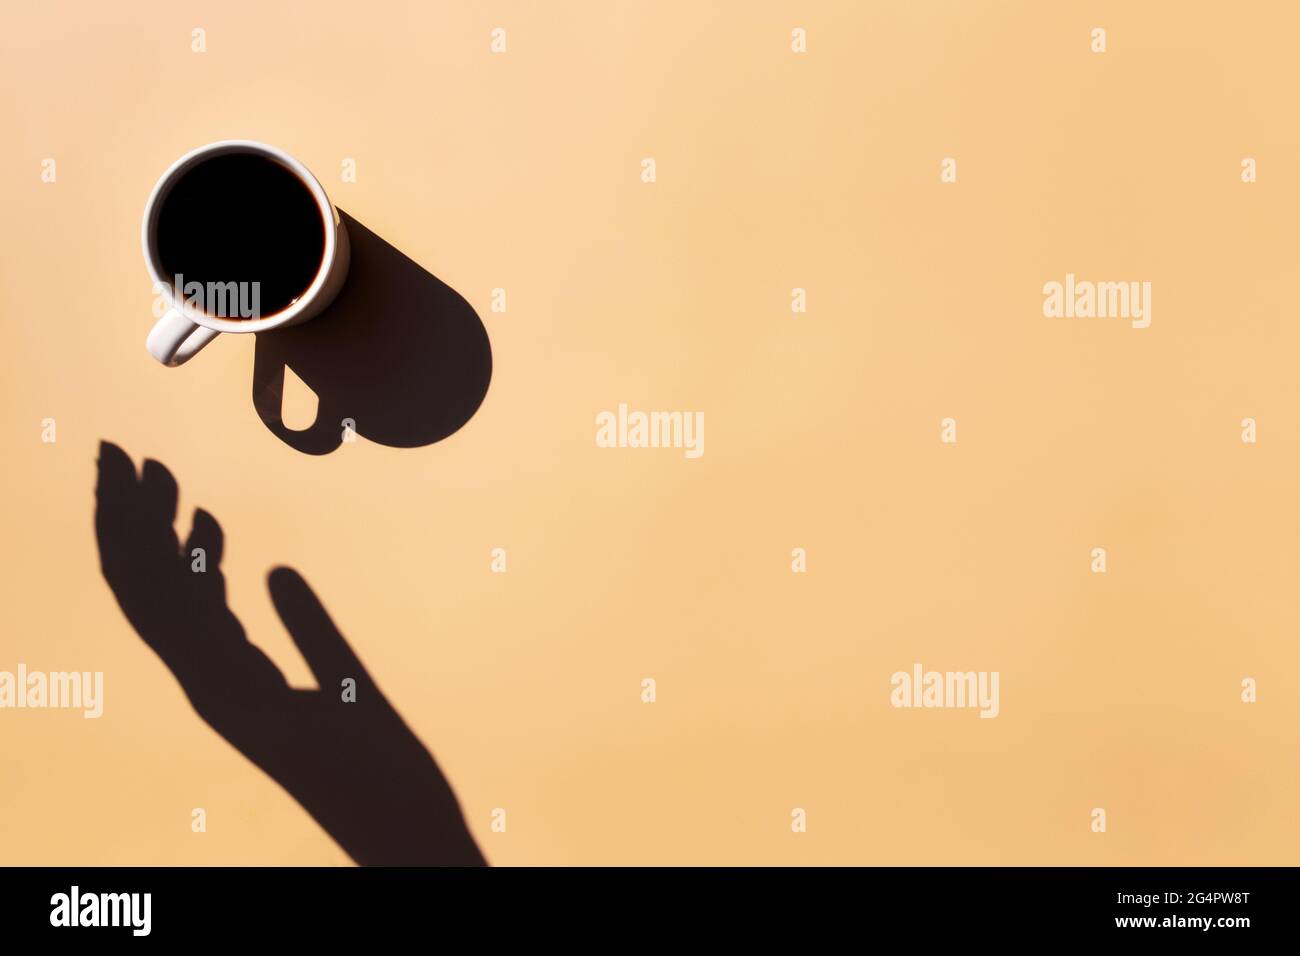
[141,139,338,333]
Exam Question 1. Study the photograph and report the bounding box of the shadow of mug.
[252,211,492,455]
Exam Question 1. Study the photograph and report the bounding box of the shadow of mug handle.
[251,343,343,455]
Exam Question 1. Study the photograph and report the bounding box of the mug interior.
[143,141,336,331]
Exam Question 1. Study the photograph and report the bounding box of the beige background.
[3,1,1300,865]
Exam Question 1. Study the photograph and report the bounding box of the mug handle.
[146,307,220,367]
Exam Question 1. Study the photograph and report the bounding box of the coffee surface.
[156,153,325,319]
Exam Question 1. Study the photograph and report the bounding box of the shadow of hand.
[94,441,485,866]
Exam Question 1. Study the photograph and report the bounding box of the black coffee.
[155,153,325,319]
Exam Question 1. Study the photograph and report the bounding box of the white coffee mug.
[142,140,350,366]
